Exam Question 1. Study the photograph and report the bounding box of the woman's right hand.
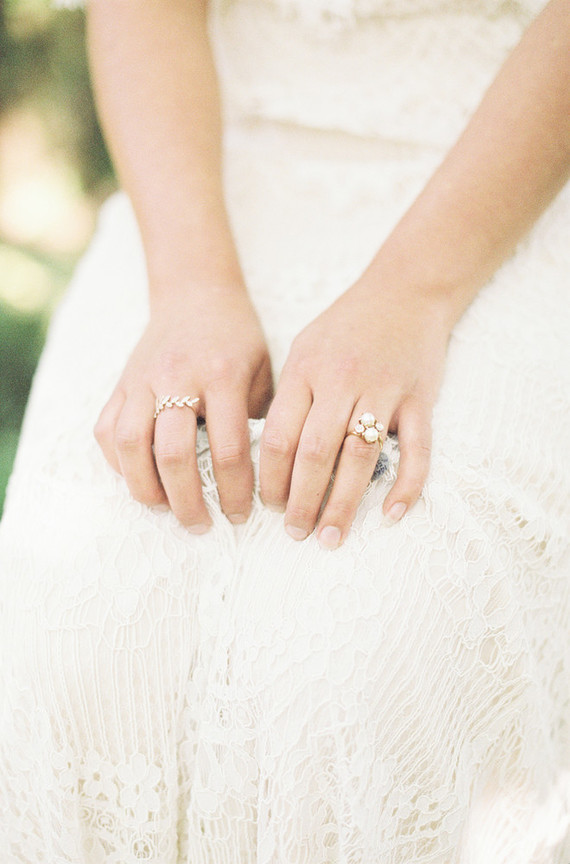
[94,287,273,532]
[88,0,273,532]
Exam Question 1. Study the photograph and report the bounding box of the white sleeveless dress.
[1,0,569,861]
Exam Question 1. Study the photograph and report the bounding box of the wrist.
[143,214,248,313]
[148,271,249,319]
[364,212,495,332]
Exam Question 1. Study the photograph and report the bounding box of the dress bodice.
[217,0,544,23]
[210,0,546,149]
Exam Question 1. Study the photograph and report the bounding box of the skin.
[89,0,273,532]
[90,0,570,547]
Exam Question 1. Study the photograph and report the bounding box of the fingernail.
[187,523,211,535]
[384,502,406,526]
[318,525,341,550]
[228,513,248,524]
[286,524,308,541]
[265,502,286,513]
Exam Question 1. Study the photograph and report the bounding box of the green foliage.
[0,428,20,513]
[0,4,114,195]
[0,0,115,516]
[0,301,47,514]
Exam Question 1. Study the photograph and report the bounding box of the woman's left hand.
[259,276,453,549]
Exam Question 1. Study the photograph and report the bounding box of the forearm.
[367,0,570,326]
[87,0,243,308]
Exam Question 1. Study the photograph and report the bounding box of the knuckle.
[214,442,247,470]
[333,352,360,381]
[158,348,187,378]
[154,441,191,466]
[345,435,377,463]
[325,499,355,523]
[298,434,331,466]
[115,426,147,453]
[262,428,296,461]
[206,354,238,387]
[286,504,316,525]
[416,441,432,458]
[407,437,432,463]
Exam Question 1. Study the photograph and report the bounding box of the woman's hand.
[89,0,275,532]
[259,277,452,549]
[95,288,273,532]
[258,0,570,551]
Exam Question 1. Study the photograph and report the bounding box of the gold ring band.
[154,395,200,420]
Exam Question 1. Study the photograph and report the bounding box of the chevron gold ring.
[153,395,200,420]
[347,412,384,446]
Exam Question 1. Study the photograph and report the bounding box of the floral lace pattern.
[3,0,570,860]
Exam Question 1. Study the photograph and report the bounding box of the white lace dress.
[1,0,569,861]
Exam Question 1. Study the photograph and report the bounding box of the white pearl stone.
[354,423,365,434]
[363,427,379,443]
[375,421,384,432]
[360,412,376,428]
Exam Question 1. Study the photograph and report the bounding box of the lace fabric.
[2,0,570,861]
[211,1,535,152]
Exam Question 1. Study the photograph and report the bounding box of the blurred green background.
[0,0,116,516]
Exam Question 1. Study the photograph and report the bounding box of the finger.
[383,399,432,525]
[206,386,254,524]
[94,388,125,474]
[317,409,388,550]
[259,375,312,512]
[114,392,167,506]
[284,397,353,541]
[153,402,211,530]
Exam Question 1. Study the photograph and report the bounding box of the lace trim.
[217,0,547,29]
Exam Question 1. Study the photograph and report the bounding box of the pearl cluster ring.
[348,412,384,445]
